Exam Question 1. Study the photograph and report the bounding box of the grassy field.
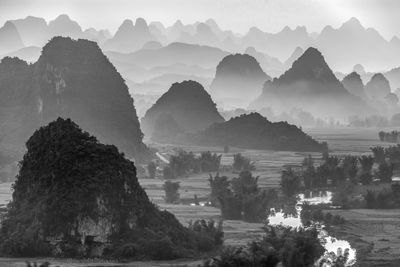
[327,209,400,267]
[0,127,399,266]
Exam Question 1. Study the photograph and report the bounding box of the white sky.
[0,0,399,39]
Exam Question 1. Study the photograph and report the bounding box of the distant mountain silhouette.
[342,72,367,99]
[106,42,228,69]
[1,46,41,63]
[353,64,366,75]
[0,37,150,162]
[365,73,391,100]
[245,47,283,77]
[265,26,311,61]
[103,18,156,52]
[10,16,48,46]
[193,23,220,46]
[0,21,24,55]
[83,28,111,44]
[142,40,163,50]
[251,47,374,119]
[48,14,83,39]
[189,112,327,152]
[315,17,397,71]
[211,54,271,107]
[385,67,400,91]
[141,80,224,142]
[284,47,304,69]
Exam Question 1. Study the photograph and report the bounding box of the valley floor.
[1,127,400,266]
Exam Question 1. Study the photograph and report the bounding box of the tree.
[224,145,230,153]
[376,162,393,183]
[163,180,180,203]
[147,161,156,178]
[378,131,385,142]
[343,156,358,184]
[232,153,255,172]
[358,155,374,174]
[163,166,174,179]
[209,173,230,207]
[281,168,301,197]
[371,146,386,164]
[199,151,221,172]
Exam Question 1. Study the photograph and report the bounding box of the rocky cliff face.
[0,57,38,162]
[0,37,150,163]
[0,118,197,258]
[141,80,224,142]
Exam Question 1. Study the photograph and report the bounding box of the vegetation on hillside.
[191,113,328,152]
[0,118,222,258]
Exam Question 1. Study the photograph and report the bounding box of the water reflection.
[267,191,356,266]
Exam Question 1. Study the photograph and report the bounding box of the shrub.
[163,181,180,203]
[232,153,255,172]
[343,156,358,184]
[209,173,230,207]
[199,151,221,172]
[189,219,224,250]
[223,145,230,153]
[280,168,301,197]
[163,166,174,179]
[212,171,273,222]
[371,146,386,164]
[376,162,393,183]
[358,155,374,174]
[359,173,373,185]
[147,161,156,179]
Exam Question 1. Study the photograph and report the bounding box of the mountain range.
[2,15,400,73]
[250,47,375,119]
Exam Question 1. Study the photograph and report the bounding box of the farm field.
[328,209,400,267]
[0,127,399,266]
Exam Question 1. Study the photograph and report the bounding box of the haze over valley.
[1,1,400,266]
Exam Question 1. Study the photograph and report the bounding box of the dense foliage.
[191,113,328,152]
[379,130,400,143]
[204,225,324,267]
[0,118,221,258]
[364,184,400,209]
[165,150,221,179]
[232,153,255,172]
[163,180,180,203]
[147,161,156,178]
[209,171,276,222]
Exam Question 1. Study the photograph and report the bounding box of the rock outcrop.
[0,118,213,258]
[0,37,150,163]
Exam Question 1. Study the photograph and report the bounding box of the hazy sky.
[1,0,399,39]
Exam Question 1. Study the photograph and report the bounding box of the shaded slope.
[141,80,224,142]
[189,113,327,152]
